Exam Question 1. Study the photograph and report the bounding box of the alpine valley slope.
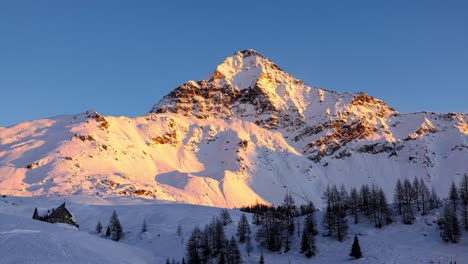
[1,50,467,207]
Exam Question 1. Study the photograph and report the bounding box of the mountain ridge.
[0,50,466,207]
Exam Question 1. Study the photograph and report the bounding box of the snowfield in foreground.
[0,196,466,264]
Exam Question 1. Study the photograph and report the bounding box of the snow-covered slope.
[0,196,466,263]
[0,50,467,207]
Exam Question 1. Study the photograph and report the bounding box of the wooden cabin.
[32,202,79,228]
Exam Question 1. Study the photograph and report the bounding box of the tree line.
[92,173,467,263]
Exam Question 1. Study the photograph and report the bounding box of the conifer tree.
[220,209,232,226]
[322,185,334,237]
[256,212,282,252]
[429,187,441,209]
[449,182,459,212]
[105,226,110,237]
[305,212,318,236]
[200,227,211,263]
[322,184,348,241]
[141,219,148,234]
[259,252,265,264]
[394,179,404,215]
[413,177,421,211]
[349,235,362,259]
[350,187,359,224]
[282,192,296,253]
[459,173,468,231]
[245,232,253,257]
[237,213,251,243]
[360,184,371,216]
[371,187,392,228]
[108,210,123,241]
[186,226,202,264]
[339,184,349,210]
[227,236,242,264]
[177,224,184,243]
[177,224,183,237]
[402,179,415,224]
[300,226,309,253]
[419,180,431,215]
[218,250,226,264]
[300,224,316,258]
[95,221,103,234]
[214,217,226,255]
[439,205,462,243]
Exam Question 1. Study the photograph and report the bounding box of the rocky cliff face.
[0,50,466,207]
[151,50,403,162]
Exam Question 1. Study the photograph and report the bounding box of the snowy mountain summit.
[0,50,467,207]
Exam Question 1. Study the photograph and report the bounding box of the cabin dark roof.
[32,202,79,228]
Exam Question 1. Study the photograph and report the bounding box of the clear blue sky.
[1,1,467,127]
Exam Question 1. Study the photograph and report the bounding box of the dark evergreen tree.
[339,184,350,210]
[449,182,459,212]
[177,224,184,244]
[252,212,262,225]
[166,258,170,264]
[237,213,251,243]
[256,212,283,252]
[322,184,348,241]
[359,184,371,216]
[108,210,123,241]
[227,236,242,264]
[413,177,421,211]
[419,179,431,215]
[322,185,334,237]
[200,227,211,263]
[141,219,148,234]
[245,232,253,257]
[350,187,360,224]
[182,257,186,264]
[105,226,110,237]
[300,223,316,258]
[349,235,362,259]
[177,224,183,237]
[259,252,265,264]
[214,217,227,256]
[220,209,232,226]
[281,192,296,253]
[300,227,310,254]
[218,250,226,264]
[394,179,404,215]
[335,206,349,242]
[300,201,316,215]
[429,187,441,209]
[304,212,318,236]
[296,217,300,238]
[95,221,103,234]
[186,226,202,264]
[438,205,462,243]
[459,173,468,231]
[370,186,392,228]
[402,179,415,224]
[321,205,334,237]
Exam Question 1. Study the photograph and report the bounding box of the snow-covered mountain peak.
[209,49,288,91]
[1,50,466,208]
[150,50,399,133]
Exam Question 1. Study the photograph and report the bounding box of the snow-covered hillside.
[0,50,467,207]
[0,196,466,263]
